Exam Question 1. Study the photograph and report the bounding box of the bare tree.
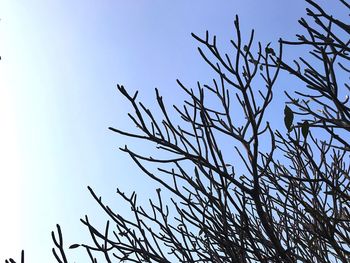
[4,251,24,263]
[7,0,349,262]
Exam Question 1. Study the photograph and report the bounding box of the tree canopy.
[7,0,350,262]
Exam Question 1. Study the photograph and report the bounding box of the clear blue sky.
[0,0,339,262]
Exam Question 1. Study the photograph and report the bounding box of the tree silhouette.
[7,0,350,262]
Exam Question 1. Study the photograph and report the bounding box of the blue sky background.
[0,0,341,262]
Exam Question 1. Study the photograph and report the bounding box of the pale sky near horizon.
[0,1,342,262]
